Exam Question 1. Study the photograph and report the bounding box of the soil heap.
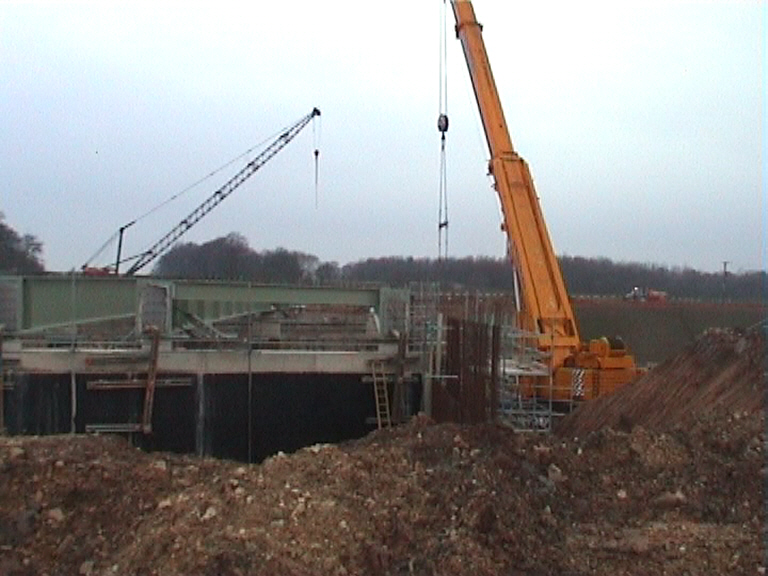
[557,326,765,437]
[0,327,764,575]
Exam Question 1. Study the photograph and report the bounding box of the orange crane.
[450,1,640,401]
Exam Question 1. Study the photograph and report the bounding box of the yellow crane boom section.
[451,0,580,362]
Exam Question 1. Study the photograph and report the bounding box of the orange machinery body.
[553,338,641,402]
[450,0,641,402]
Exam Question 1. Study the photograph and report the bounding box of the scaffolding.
[407,283,444,418]
[496,325,557,432]
[408,287,558,430]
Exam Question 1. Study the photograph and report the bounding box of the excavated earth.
[0,327,765,576]
[557,326,766,437]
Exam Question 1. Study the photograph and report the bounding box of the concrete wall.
[2,370,391,463]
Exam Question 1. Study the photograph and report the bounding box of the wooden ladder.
[85,326,160,435]
[371,361,392,429]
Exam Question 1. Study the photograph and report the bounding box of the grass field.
[573,298,766,366]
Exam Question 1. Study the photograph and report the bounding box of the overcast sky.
[1,1,765,274]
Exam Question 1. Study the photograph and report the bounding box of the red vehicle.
[624,287,668,302]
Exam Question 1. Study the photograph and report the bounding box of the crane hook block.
[437,113,449,133]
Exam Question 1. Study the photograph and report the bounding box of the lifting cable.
[437,0,449,260]
[313,114,321,208]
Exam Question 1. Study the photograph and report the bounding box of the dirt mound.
[1,409,764,576]
[556,326,765,438]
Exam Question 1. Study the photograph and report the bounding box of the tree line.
[0,218,763,302]
[334,254,765,302]
[151,234,763,302]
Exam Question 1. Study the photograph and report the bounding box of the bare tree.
[0,212,45,274]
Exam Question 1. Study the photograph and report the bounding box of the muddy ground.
[0,327,765,575]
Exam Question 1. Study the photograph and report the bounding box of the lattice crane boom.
[125,107,320,276]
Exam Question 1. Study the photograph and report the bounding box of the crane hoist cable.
[122,107,321,276]
[437,0,450,260]
[313,115,321,208]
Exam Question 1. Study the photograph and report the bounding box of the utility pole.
[721,261,729,303]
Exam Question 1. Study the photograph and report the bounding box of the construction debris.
[0,326,764,575]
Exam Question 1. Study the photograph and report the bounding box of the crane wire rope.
[313,115,321,208]
[437,0,450,260]
[82,230,120,270]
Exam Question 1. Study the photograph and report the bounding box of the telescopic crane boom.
[124,107,320,276]
[450,1,638,401]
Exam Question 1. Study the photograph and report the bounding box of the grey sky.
[1,1,764,274]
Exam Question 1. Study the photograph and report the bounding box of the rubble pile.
[1,327,764,575]
[1,406,764,575]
